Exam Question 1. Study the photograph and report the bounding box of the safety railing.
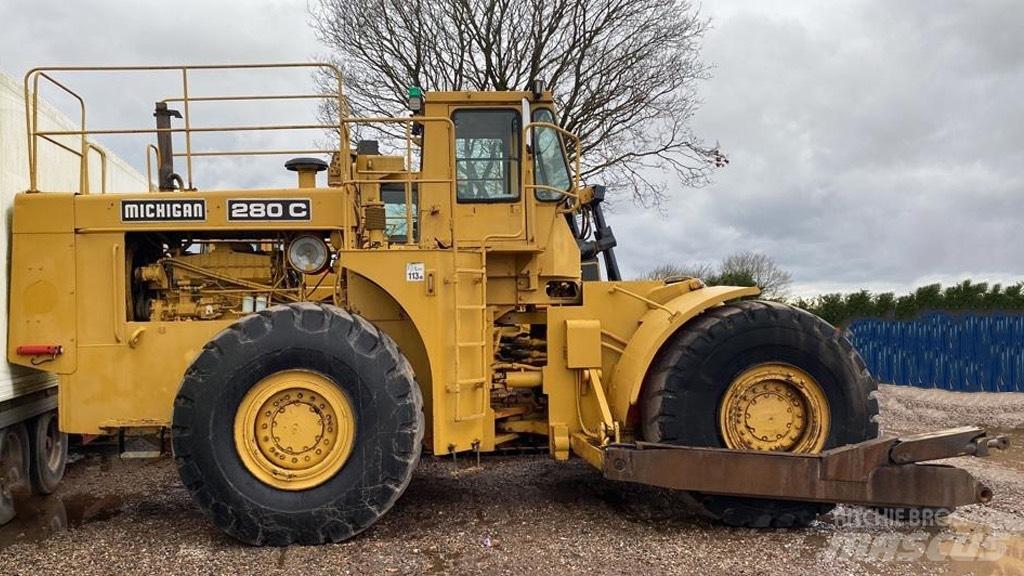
[24,71,111,194]
[23,63,347,193]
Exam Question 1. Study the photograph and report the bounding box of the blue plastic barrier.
[847,312,1024,392]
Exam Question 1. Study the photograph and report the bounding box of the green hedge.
[792,280,1024,327]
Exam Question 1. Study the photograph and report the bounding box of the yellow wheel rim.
[718,363,829,453]
[233,370,355,491]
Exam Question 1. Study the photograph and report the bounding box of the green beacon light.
[407,86,424,113]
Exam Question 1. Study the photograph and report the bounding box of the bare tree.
[643,251,792,300]
[641,262,715,281]
[310,0,724,204]
[718,251,792,300]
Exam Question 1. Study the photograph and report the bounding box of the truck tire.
[172,303,423,546]
[640,299,879,528]
[28,411,68,495]
[0,423,30,525]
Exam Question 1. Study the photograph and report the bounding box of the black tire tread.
[641,299,880,528]
[172,302,423,546]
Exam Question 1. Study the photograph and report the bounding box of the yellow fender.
[607,285,761,424]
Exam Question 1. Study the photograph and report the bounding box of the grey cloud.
[616,0,1023,296]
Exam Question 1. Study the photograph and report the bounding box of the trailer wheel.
[28,411,68,495]
[0,423,30,525]
[172,303,423,546]
[641,299,879,528]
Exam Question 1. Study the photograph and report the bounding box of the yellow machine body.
[7,65,753,463]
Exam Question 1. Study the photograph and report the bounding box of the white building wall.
[1,71,148,402]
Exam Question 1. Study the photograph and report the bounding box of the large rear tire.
[172,303,423,546]
[641,300,879,528]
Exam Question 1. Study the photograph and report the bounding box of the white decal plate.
[406,262,425,282]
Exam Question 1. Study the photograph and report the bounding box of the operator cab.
[405,85,617,279]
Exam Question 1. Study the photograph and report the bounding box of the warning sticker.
[406,262,425,282]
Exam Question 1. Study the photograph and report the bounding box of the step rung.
[457,305,486,310]
[456,267,486,274]
[456,377,487,385]
[457,341,486,347]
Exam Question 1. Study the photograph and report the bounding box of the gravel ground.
[0,384,1022,576]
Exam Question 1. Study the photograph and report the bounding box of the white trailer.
[0,71,147,523]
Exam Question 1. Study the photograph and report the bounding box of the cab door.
[450,107,525,245]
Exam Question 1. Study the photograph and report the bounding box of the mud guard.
[607,285,760,424]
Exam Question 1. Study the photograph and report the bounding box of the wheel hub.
[256,390,339,469]
[234,370,354,490]
[719,364,829,453]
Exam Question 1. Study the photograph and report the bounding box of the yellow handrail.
[86,144,108,195]
[522,120,582,210]
[23,63,347,194]
[25,72,87,193]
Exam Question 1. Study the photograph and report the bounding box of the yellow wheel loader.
[5,64,1007,545]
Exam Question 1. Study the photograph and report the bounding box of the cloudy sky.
[1,0,1021,297]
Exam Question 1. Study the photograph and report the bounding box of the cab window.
[531,108,572,201]
[453,109,520,202]
[382,183,418,243]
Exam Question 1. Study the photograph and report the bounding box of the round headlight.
[287,235,330,274]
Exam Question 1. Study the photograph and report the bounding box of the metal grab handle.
[86,144,107,194]
[111,244,122,343]
[523,120,583,204]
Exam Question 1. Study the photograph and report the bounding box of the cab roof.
[421,90,555,104]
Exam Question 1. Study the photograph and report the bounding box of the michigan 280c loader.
[3,64,1008,545]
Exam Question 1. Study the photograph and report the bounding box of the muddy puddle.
[0,492,125,550]
[0,444,133,550]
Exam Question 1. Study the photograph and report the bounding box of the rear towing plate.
[603,426,1008,509]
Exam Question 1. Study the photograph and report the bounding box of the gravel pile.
[0,384,1019,575]
[876,384,1024,433]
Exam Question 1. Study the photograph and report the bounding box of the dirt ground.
[1,384,1022,576]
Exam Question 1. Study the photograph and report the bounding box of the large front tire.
[172,303,423,546]
[641,300,879,528]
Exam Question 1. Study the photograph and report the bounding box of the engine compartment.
[127,232,335,321]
